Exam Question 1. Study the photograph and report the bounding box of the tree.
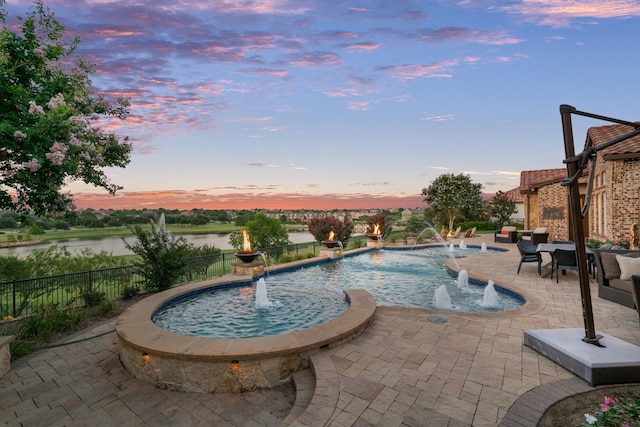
[229,213,290,250]
[404,215,428,234]
[0,1,131,217]
[421,173,483,231]
[490,190,517,227]
[307,214,354,244]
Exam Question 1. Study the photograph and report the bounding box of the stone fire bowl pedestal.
[231,260,264,277]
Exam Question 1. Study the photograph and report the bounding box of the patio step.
[283,369,315,425]
[284,351,340,426]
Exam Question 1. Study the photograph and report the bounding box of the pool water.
[270,247,523,312]
[152,246,524,339]
[152,282,348,339]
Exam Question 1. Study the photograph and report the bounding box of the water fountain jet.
[482,280,500,307]
[255,277,272,308]
[457,269,469,289]
[433,285,453,310]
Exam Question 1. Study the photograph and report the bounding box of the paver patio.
[1,234,638,426]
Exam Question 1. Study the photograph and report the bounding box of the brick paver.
[1,234,638,426]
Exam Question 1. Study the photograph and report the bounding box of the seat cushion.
[609,278,632,293]
[616,255,640,280]
[533,227,547,234]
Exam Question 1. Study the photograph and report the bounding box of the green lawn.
[0,223,308,243]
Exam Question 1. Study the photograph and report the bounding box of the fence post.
[12,280,16,318]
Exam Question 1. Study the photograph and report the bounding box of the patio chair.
[551,249,578,283]
[521,227,549,245]
[517,239,542,275]
[451,226,461,238]
[631,276,640,319]
[631,275,640,323]
[463,227,477,238]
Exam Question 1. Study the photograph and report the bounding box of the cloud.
[72,189,425,210]
[499,0,640,27]
[352,182,392,187]
[377,60,459,80]
[286,51,342,67]
[419,27,523,45]
[245,162,278,168]
[422,114,454,122]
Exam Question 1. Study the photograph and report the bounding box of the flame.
[328,231,335,241]
[242,229,252,252]
[372,223,381,235]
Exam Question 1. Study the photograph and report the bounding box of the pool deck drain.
[427,315,448,323]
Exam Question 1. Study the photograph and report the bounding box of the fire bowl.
[234,251,260,263]
[322,240,339,248]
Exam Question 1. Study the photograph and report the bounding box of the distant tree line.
[0,208,233,231]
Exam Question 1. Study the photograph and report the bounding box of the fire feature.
[234,230,260,263]
[322,231,339,248]
[367,223,381,240]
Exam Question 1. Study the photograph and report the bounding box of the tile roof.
[585,122,640,157]
[520,168,567,193]
[504,186,523,202]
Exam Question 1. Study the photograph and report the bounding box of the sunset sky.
[5,0,640,211]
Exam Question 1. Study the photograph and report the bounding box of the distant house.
[401,208,424,223]
[503,187,524,224]
[519,168,587,241]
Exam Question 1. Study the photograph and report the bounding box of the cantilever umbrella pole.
[559,105,599,344]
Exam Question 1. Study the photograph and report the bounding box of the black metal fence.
[0,241,321,319]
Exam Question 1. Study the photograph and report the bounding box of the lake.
[0,232,316,257]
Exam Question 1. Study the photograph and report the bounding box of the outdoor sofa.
[494,226,518,243]
[593,248,640,309]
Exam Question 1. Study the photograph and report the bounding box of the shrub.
[308,215,354,244]
[81,290,106,308]
[121,285,140,300]
[123,225,193,292]
[16,302,87,342]
[365,214,392,238]
[276,252,316,264]
[97,300,118,316]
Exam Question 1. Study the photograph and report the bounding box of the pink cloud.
[500,0,640,27]
[72,189,425,210]
[377,60,458,80]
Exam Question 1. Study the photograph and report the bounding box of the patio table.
[536,243,593,278]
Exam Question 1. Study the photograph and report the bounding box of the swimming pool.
[267,246,524,312]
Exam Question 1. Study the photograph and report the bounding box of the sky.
[5,0,640,211]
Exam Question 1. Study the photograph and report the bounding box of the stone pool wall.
[116,275,376,393]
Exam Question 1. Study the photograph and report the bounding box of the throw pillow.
[616,255,640,281]
[601,252,622,280]
[502,230,509,235]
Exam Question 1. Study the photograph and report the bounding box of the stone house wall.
[590,157,640,243]
[537,182,570,241]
